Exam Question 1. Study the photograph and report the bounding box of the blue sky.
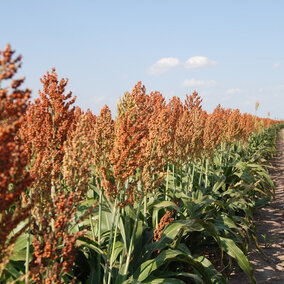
[1,0,284,119]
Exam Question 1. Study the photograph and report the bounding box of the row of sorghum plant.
[0,44,33,272]
[0,44,282,283]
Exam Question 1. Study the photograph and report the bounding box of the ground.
[230,128,284,283]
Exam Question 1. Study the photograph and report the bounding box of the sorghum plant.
[21,70,96,282]
[110,82,151,203]
[21,68,76,198]
[183,92,206,160]
[203,105,225,157]
[63,107,96,197]
[0,44,32,272]
[92,105,115,200]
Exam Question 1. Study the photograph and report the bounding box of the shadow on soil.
[230,129,284,283]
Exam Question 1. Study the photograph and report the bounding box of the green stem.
[228,143,231,162]
[173,164,176,197]
[198,158,204,186]
[25,190,32,284]
[219,142,223,165]
[179,167,183,192]
[190,161,196,192]
[123,184,143,280]
[144,195,147,225]
[97,188,103,284]
[186,164,191,195]
[165,163,169,201]
[89,215,96,241]
[103,199,118,284]
[205,158,209,188]
[25,218,30,283]
[108,206,120,284]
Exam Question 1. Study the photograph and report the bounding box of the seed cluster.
[1,44,281,282]
[0,44,33,270]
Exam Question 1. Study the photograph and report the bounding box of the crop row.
[0,44,283,283]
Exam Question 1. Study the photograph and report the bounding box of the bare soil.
[229,128,284,283]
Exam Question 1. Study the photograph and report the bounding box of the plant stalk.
[25,218,30,283]
[97,187,103,284]
[165,163,169,200]
[173,164,176,197]
[108,206,120,284]
[205,158,209,188]
[190,161,196,192]
[103,198,118,284]
[123,184,143,280]
[198,158,204,186]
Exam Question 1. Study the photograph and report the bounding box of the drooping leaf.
[219,237,256,283]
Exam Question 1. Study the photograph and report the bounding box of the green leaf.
[9,233,31,262]
[219,237,256,283]
[110,241,124,265]
[212,178,226,193]
[146,271,203,284]
[130,248,225,284]
[144,221,188,259]
[133,249,213,283]
[134,250,181,281]
[153,201,181,212]
[143,277,186,283]
[77,236,105,256]
[4,262,21,279]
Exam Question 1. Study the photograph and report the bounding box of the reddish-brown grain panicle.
[93,105,115,199]
[203,105,225,157]
[63,108,96,198]
[21,68,76,200]
[110,82,151,203]
[30,190,88,283]
[0,44,33,269]
[182,92,206,159]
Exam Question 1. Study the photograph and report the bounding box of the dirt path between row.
[230,128,284,283]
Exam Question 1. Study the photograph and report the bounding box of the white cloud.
[273,62,280,68]
[92,96,105,104]
[184,56,216,69]
[182,78,217,88]
[244,99,251,106]
[149,57,180,75]
[149,55,217,74]
[226,88,241,95]
[275,84,284,90]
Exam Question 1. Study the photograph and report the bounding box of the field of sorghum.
[1,44,283,284]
